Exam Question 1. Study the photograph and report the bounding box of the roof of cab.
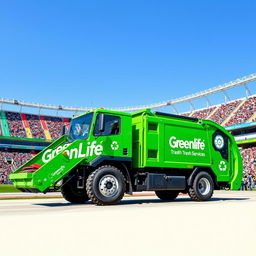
[72,109,131,119]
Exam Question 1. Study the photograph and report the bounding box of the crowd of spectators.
[26,114,45,139]
[240,147,256,190]
[45,116,64,140]
[0,150,33,184]
[3,111,69,140]
[6,112,27,138]
[191,107,216,120]
[181,97,256,127]
[210,100,241,125]
[225,96,256,127]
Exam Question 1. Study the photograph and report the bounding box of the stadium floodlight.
[0,73,256,112]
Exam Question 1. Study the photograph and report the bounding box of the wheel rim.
[99,175,119,197]
[198,177,211,195]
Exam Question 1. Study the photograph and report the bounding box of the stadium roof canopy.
[1,73,256,113]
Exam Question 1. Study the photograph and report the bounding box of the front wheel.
[155,191,179,201]
[188,171,214,201]
[61,177,89,204]
[86,165,125,205]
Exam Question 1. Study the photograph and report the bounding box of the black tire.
[188,171,214,201]
[86,165,125,205]
[155,190,179,201]
[61,177,89,204]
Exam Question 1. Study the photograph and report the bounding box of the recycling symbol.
[111,141,119,151]
[218,161,227,171]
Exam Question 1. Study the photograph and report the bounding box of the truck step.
[137,173,186,191]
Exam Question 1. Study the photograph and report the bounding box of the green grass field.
[0,197,62,200]
[0,185,61,193]
[0,185,20,193]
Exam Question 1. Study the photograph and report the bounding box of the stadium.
[2,1,256,255]
[1,73,256,190]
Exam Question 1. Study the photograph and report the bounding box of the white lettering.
[42,141,104,163]
[78,143,86,158]
[42,149,52,163]
[70,148,78,159]
[95,145,103,155]
[90,141,96,156]
[169,136,206,150]
[55,146,63,155]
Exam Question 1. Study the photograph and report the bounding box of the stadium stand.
[1,111,70,139]
[0,110,70,184]
[44,116,63,140]
[191,106,216,120]
[26,114,45,139]
[1,94,256,188]
[210,100,241,125]
[240,147,256,190]
[6,112,27,138]
[225,96,256,126]
[0,149,33,184]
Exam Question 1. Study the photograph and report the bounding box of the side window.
[94,115,121,136]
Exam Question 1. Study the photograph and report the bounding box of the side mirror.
[99,113,105,132]
[61,125,66,135]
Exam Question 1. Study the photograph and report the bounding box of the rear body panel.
[131,110,242,190]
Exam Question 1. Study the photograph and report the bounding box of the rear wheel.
[61,177,89,204]
[188,171,214,201]
[155,190,179,201]
[86,165,125,205]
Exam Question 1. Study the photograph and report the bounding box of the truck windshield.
[67,112,94,141]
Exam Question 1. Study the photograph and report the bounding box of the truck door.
[93,113,132,158]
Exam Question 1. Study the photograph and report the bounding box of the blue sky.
[0,0,256,115]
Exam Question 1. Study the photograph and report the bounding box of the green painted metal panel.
[145,116,211,167]
[0,135,47,142]
[131,111,242,190]
[0,111,10,136]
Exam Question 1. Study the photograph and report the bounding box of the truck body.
[10,109,242,205]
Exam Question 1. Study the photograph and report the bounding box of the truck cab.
[65,109,132,161]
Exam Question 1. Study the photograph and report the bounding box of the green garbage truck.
[10,109,242,205]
